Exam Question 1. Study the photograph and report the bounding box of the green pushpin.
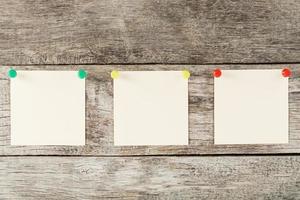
[8,68,17,78]
[78,69,87,79]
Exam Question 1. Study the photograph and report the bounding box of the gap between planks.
[2,62,300,67]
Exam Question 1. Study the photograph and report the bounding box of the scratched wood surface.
[0,0,299,65]
[0,156,300,199]
[1,0,300,199]
[0,64,300,156]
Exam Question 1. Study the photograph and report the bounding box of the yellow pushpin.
[182,70,190,79]
[111,70,120,79]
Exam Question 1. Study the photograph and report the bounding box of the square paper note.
[11,71,85,145]
[214,69,288,144]
[114,71,188,145]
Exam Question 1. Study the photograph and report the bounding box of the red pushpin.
[213,68,222,78]
[282,68,292,77]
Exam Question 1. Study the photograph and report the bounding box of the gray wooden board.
[0,156,299,199]
[1,64,300,156]
[0,0,299,65]
[1,1,299,198]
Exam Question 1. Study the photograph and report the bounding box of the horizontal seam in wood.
[0,153,300,158]
[2,62,300,66]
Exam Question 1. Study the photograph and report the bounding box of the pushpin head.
[282,68,292,77]
[8,68,17,78]
[213,68,222,78]
[78,69,87,79]
[111,70,119,79]
[182,70,190,79]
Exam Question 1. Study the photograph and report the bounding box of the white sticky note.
[11,71,85,145]
[114,71,188,145]
[214,70,288,144]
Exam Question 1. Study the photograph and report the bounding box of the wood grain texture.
[1,64,300,155]
[0,1,299,199]
[0,156,299,199]
[0,0,299,65]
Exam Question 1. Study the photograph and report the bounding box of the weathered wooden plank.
[0,64,299,155]
[0,0,299,65]
[0,156,299,199]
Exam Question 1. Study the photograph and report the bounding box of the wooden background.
[0,0,299,199]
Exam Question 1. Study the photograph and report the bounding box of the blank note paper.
[11,71,85,145]
[214,70,288,144]
[114,71,188,146]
